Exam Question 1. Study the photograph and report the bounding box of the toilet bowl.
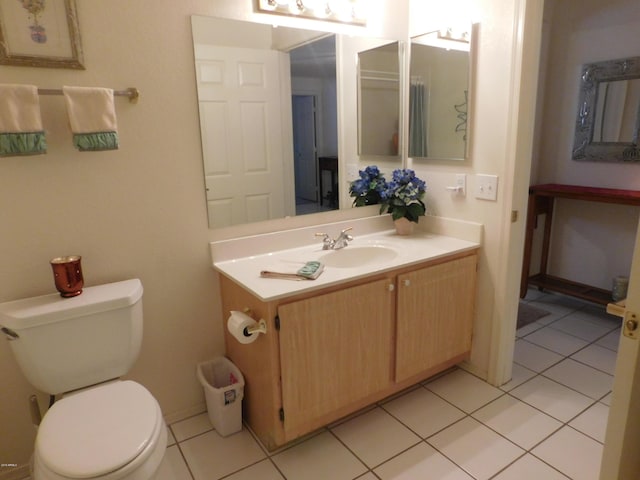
[33,381,167,480]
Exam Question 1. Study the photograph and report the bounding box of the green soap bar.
[297,261,324,279]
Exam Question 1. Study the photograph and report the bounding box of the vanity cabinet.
[218,250,477,450]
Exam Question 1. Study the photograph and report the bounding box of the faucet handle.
[315,232,333,249]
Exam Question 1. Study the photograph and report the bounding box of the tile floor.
[155,290,620,480]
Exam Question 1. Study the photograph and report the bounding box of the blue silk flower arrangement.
[349,166,426,223]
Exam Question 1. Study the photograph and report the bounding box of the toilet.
[0,279,167,480]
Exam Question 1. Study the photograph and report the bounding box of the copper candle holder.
[50,256,84,297]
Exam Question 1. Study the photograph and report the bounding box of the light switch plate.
[455,173,466,196]
[475,174,498,201]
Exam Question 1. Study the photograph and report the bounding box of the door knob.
[624,312,639,339]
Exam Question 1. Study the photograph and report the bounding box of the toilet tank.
[0,279,143,395]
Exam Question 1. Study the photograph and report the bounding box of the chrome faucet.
[315,227,353,250]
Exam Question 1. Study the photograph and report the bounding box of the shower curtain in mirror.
[409,77,427,157]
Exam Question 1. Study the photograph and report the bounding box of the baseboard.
[163,401,207,425]
[459,360,489,383]
[0,464,29,480]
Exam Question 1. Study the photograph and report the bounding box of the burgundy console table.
[520,183,640,305]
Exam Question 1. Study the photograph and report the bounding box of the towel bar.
[37,87,139,104]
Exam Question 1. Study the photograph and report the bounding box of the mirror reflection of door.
[292,95,318,205]
[194,45,288,228]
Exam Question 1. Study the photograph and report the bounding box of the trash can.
[196,357,245,437]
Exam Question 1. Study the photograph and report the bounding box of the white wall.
[533,0,640,289]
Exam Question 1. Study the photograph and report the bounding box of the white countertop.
[213,229,480,301]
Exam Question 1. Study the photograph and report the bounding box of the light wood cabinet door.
[395,254,477,382]
[277,278,394,441]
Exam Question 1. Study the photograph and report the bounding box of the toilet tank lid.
[0,279,143,330]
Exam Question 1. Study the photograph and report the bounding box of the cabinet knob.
[403,279,411,287]
[388,284,395,292]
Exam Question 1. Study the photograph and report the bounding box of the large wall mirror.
[572,56,640,163]
[191,15,403,229]
[408,28,472,161]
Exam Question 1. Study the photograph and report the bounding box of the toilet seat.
[34,381,166,480]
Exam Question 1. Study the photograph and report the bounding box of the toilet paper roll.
[227,311,259,345]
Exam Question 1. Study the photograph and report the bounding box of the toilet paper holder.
[241,308,267,337]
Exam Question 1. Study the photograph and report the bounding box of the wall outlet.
[475,174,499,201]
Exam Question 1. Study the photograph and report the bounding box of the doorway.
[288,34,339,216]
[292,94,318,207]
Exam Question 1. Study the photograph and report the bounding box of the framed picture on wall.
[0,0,84,69]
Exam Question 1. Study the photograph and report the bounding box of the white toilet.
[0,279,167,480]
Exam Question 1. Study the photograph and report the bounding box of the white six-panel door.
[195,45,289,228]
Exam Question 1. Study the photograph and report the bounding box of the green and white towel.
[63,86,119,151]
[0,84,47,156]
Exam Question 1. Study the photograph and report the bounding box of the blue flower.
[349,165,387,207]
[379,169,427,223]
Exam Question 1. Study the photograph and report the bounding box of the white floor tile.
[522,289,547,302]
[154,445,192,480]
[428,417,524,480]
[180,429,266,480]
[374,442,474,480]
[224,459,284,479]
[527,299,578,323]
[382,386,465,438]
[509,376,593,422]
[513,340,563,372]
[272,431,366,480]
[499,363,537,392]
[516,320,546,338]
[472,395,562,450]
[569,402,609,443]
[571,343,618,375]
[532,293,587,311]
[166,426,176,447]
[170,412,212,442]
[543,359,613,400]
[548,313,616,342]
[331,407,420,468]
[491,454,570,479]
[580,304,620,324]
[600,392,613,406]
[523,326,589,356]
[596,328,622,352]
[425,369,503,413]
[532,426,603,480]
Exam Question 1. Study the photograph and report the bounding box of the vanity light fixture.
[257,0,367,25]
[413,27,470,52]
[438,27,470,43]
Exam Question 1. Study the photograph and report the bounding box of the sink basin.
[319,245,398,268]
